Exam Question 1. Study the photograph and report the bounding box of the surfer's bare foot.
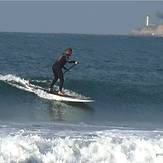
[58,91,64,96]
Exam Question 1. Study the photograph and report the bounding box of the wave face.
[1,73,163,128]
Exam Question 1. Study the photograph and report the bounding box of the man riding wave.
[49,48,78,96]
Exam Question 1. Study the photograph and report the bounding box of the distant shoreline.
[0,31,163,38]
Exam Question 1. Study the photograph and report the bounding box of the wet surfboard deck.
[44,89,94,103]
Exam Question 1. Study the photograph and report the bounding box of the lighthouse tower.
[146,15,150,27]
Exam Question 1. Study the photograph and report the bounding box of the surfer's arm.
[67,60,79,64]
[63,66,68,71]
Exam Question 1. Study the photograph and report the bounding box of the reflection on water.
[48,102,65,121]
[47,101,94,122]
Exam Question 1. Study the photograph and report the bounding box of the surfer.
[49,48,79,96]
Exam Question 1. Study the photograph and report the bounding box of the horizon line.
[0,30,131,36]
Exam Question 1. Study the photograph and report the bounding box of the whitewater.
[0,122,163,163]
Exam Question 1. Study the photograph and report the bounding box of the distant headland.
[131,14,163,37]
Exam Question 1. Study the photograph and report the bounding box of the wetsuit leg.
[50,76,58,88]
[58,69,64,92]
[50,68,58,89]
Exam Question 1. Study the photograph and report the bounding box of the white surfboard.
[43,89,94,103]
[19,82,94,103]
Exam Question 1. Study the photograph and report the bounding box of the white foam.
[0,74,87,101]
[0,130,163,163]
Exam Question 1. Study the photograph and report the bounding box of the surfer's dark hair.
[65,48,72,52]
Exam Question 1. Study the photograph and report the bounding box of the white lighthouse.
[146,15,150,27]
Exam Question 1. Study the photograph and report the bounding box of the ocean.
[0,32,163,162]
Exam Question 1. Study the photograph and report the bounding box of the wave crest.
[0,74,87,101]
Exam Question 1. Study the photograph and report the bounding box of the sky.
[0,1,163,34]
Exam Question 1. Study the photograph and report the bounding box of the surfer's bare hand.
[75,61,79,64]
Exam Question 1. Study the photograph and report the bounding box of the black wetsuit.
[50,54,76,91]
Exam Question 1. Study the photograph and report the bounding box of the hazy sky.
[0,1,163,34]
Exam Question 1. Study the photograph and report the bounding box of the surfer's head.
[64,48,72,56]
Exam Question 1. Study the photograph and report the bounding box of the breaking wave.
[0,74,87,101]
[0,126,163,163]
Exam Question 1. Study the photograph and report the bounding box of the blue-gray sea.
[0,32,163,163]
